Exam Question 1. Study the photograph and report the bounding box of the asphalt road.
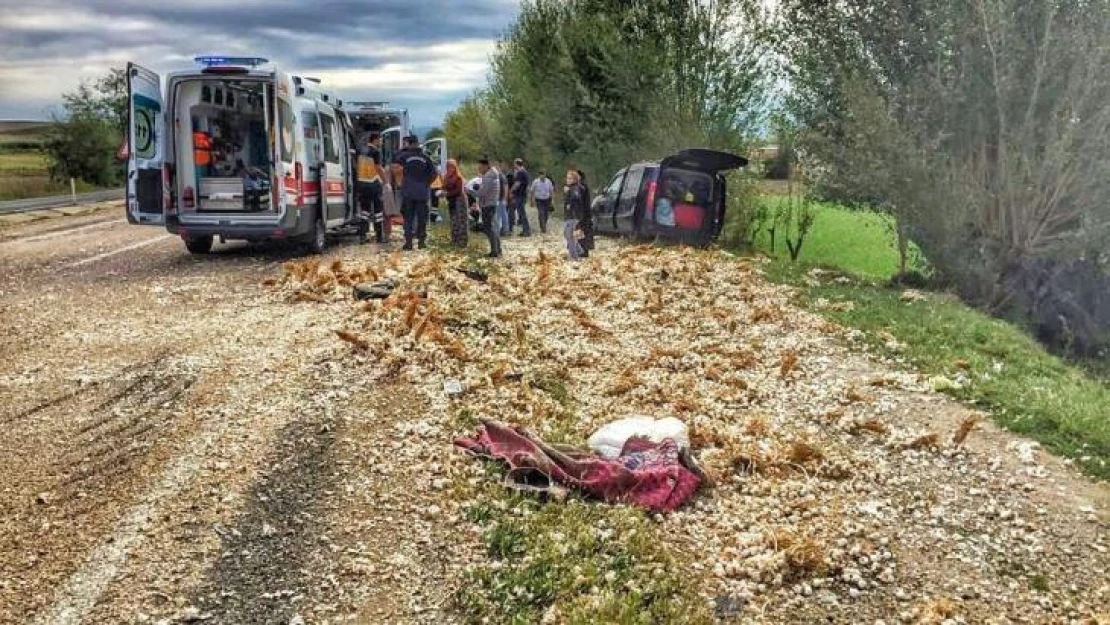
[0,189,125,215]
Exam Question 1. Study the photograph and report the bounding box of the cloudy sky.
[0,0,519,127]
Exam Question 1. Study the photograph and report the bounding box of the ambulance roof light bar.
[194,56,270,69]
[348,101,391,109]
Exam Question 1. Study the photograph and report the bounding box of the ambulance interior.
[177,79,276,213]
[349,110,404,164]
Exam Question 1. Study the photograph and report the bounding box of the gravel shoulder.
[0,213,1105,624]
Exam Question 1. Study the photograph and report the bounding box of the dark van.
[590,149,747,246]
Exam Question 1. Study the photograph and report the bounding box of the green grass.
[0,151,48,171]
[754,199,916,279]
[454,485,712,624]
[752,226,1110,479]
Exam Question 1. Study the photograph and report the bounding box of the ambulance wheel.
[306,217,327,254]
[184,235,213,254]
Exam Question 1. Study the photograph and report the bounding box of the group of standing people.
[472,157,593,260]
[354,127,594,261]
[354,131,439,250]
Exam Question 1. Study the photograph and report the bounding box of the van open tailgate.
[660,149,747,173]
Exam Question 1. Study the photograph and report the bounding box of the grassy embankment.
[745,199,1109,479]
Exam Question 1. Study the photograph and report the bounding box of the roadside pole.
[70,178,77,205]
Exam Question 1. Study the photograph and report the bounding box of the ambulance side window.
[279,101,294,164]
[320,113,339,164]
[302,111,321,162]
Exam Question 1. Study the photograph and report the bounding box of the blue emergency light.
[194,56,270,68]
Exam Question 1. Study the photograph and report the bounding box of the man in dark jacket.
[496,160,511,236]
[509,158,532,237]
[392,135,438,250]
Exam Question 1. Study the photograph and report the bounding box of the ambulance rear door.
[422,137,446,176]
[314,100,348,226]
[381,126,403,214]
[272,71,295,215]
[126,63,166,225]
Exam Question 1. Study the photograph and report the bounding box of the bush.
[1002,258,1110,358]
[44,117,123,187]
[764,146,793,180]
[889,270,931,289]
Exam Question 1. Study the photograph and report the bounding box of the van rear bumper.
[166,215,311,241]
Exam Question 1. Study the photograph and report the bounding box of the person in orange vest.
[193,119,213,181]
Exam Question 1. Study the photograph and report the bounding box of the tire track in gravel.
[0,356,202,624]
[188,404,339,624]
[175,381,460,625]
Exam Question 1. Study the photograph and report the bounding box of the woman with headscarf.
[441,159,468,248]
[562,169,591,260]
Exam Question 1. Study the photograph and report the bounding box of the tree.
[45,117,122,187]
[425,126,445,140]
[45,68,127,187]
[443,94,495,162]
[450,0,768,183]
[776,0,1110,354]
[60,68,128,135]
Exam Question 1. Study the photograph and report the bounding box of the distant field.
[0,142,92,201]
[0,120,52,133]
[0,121,51,147]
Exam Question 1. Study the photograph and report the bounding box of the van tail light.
[295,162,304,207]
[645,181,657,220]
[183,185,195,209]
[163,164,176,214]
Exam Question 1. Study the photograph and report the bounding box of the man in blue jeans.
[476,157,502,258]
[391,135,438,250]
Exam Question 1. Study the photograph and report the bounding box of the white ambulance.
[125,56,447,254]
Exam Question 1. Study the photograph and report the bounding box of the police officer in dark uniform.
[392,135,438,250]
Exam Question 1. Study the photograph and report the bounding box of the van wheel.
[184,235,213,254]
[306,217,327,254]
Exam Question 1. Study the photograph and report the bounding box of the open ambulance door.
[423,138,446,211]
[126,63,166,225]
[381,126,403,218]
[423,137,446,175]
[272,72,295,215]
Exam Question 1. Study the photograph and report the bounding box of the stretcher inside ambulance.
[180,79,276,213]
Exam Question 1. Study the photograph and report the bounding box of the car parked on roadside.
[590,148,747,247]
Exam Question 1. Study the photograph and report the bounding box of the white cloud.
[0,0,513,124]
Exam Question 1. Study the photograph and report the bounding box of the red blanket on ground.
[454,420,701,512]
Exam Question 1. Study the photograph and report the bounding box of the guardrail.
[0,188,124,215]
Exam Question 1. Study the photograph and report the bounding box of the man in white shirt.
[529,171,555,234]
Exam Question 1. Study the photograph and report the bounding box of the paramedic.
[356,133,386,244]
[392,135,438,250]
[476,157,502,258]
